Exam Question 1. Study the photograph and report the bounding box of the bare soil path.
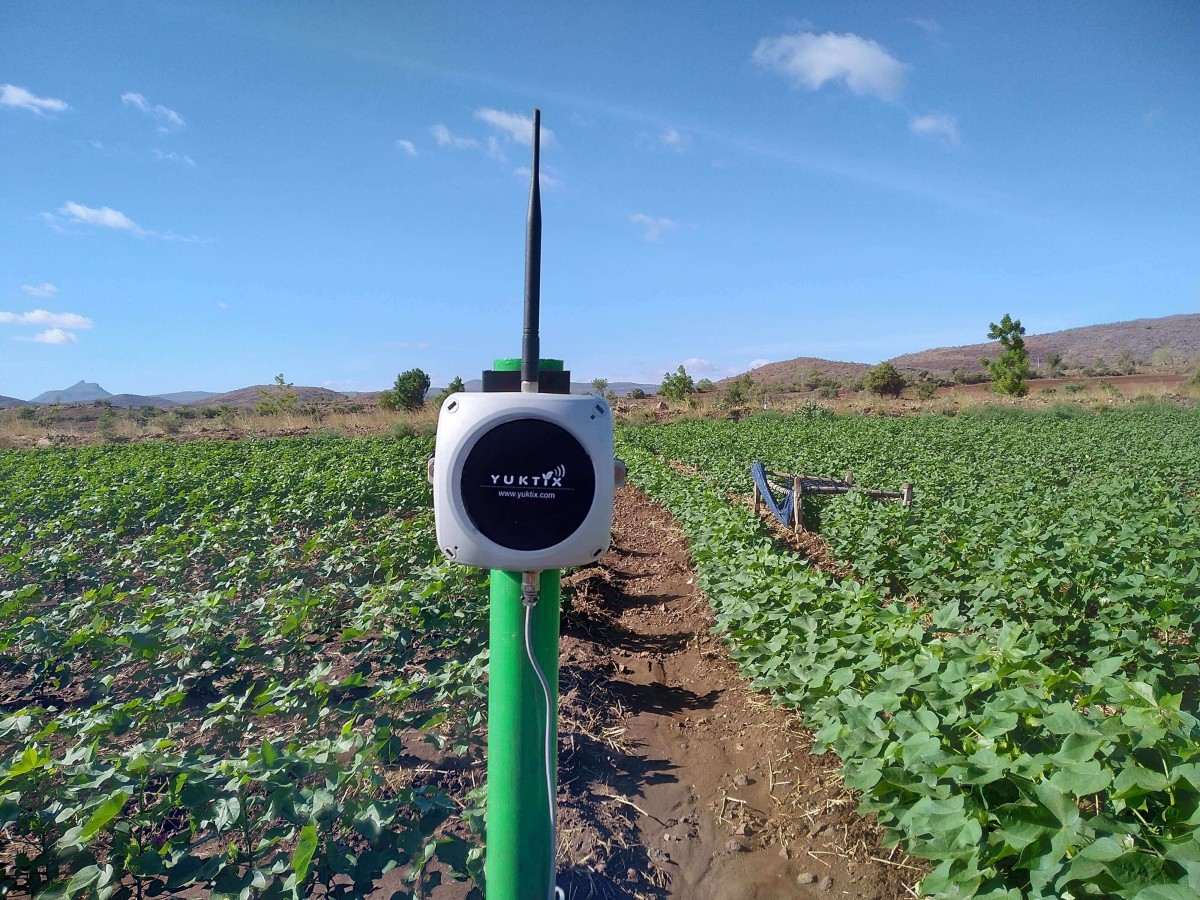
[552,485,921,899]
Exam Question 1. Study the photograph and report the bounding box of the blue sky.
[2,2,1198,398]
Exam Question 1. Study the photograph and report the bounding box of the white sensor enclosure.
[432,392,615,571]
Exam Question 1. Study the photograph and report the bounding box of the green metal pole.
[486,570,560,899]
[485,357,563,900]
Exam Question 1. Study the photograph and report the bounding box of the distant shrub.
[98,408,119,441]
[1083,357,1116,378]
[794,400,834,420]
[816,385,839,400]
[659,366,695,402]
[913,380,938,401]
[627,388,646,400]
[1064,382,1086,394]
[862,363,905,398]
[431,376,466,408]
[257,374,299,415]
[695,378,714,393]
[721,374,754,407]
[1150,347,1179,367]
[17,406,36,421]
[952,366,989,385]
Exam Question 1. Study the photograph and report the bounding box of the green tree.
[380,368,431,411]
[862,363,905,398]
[256,373,298,416]
[1150,347,1178,368]
[1115,348,1139,375]
[1044,351,1064,377]
[982,314,1030,396]
[659,365,694,402]
[431,376,465,407]
[695,378,714,393]
[97,406,119,441]
[627,388,646,399]
[721,373,754,406]
[590,378,609,397]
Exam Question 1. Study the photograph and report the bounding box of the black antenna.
[521,109,542,392]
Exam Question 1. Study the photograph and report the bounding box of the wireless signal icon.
[553,464,566,480]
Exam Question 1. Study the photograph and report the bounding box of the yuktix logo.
[489,464,566,488]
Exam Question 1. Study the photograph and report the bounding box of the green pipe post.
[486,569,560,899]
[486,357,564,900]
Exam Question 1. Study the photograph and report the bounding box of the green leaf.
[1048,759,1113,797]
[1129,885,1196,900]
[5,743,50,778]
[291,822,319,885]
[81,788,133,841]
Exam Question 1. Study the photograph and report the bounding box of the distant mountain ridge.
[727,313,1200,385]
[15,313,1198,404]
[888,313,1200,375]
[715,357,872,388]
[31,380,112,404]
[21,381,220,408]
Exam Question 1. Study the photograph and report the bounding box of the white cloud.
[217,301,228,310]
[630,213,679,243]
[21,283,58,298]
[659,127,692,151]
[59,201,143,233]
[474,108,555,146]
[910,112,960,145]
[152,148,196,167]
[1,83,68,115]
[679,358,723,378]
[122,92,185,132]
[431,123,477,149]
[752,31,908,101]
[748,358,771,370]
[513,167,564,190]
[0,309,93,329]
[30,328,79,345]
[910,17,941,36]
[395,138,418,156]
[486,134,506,162]
[48,201,200,242]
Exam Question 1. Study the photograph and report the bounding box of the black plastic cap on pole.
[521,109,542,391]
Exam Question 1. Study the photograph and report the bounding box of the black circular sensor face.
[460,418,596,552]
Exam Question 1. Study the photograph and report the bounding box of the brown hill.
[715,357,872,388]
[104,394,182,409]
[189,385,349,408]
[889,313,1200,376]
